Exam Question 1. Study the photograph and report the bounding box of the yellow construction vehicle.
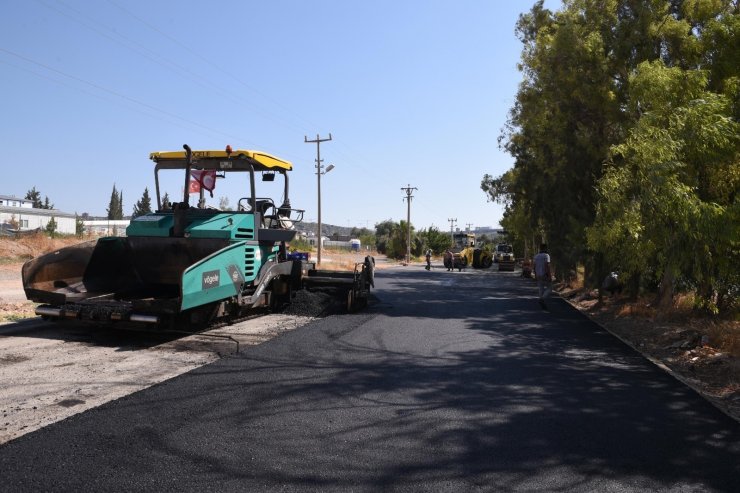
[443,232,493,270]
[494,243,516,271]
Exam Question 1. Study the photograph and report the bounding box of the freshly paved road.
[1,266,738,492]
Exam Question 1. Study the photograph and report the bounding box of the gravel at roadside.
[0,282,340,445]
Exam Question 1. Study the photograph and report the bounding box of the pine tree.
[45,216,57,237]
[132,188,153,218]
[24,188,54,209]
[25,187,43,208]
[117,190,124,219]
[161,192,171,210]
[107,185,120,220]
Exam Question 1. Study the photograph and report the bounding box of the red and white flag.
[189,170,217,197]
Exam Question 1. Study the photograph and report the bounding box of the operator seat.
[254,199,275,228]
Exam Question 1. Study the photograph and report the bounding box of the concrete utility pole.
[401,184,417,265]
[448,218,457,241]
[304,133,332,265]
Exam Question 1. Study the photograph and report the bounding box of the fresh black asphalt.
[1,266,738,492]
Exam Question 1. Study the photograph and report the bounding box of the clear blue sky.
[1,0,560,232]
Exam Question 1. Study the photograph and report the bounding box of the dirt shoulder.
[0,235,79,319]
[0,259,43,323]
[559,286,740,424]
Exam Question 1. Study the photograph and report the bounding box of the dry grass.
[563,264,586,290]
[0,234,83,262]
[315,249,393,271]
[0,302,36,323]
[588,292,740,358]
[561,270,738,359]
[616,301,657,319]
[705,321,740,358]
[674,292,696,311]
[318,259,362,271]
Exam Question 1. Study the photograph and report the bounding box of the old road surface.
[1,266,739,492]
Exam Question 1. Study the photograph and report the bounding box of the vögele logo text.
[202,270,220,290]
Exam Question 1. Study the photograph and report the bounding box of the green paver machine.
[22,145,373,329]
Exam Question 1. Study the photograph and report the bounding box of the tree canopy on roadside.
[484,0,739,314]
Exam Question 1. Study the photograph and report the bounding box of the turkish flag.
[190,170,217,197]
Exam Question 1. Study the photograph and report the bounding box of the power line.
[37,0,309,139]
[104,0,321,135]
[0,58,230,142]
[49,0,389,193]
[0,47,256,145]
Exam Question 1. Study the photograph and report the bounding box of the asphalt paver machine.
[22,145,373,329]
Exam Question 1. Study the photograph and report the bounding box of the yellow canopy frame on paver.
[150,149,292,172]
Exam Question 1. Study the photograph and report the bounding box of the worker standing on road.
[444,249,453,271]
[533,243,552,309]
[425,249,432,270]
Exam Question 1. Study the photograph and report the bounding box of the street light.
[316,162,334,265]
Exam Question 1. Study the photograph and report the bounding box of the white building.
[0,195,33,209]
[82,219,130,237]
[306,235,327,248]
[0,194,76,235]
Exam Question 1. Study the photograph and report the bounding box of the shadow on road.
[1,267,738,491]
[113,269,738,490]
[0,318,186,351]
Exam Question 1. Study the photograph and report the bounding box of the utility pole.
[401,184,417,265]
[448,218,457,241]
[466,223,473,233]
[305,133,332,265]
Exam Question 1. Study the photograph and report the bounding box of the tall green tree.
[587,60,739,312]
[487,0,626,279]
[374,219,397,255]
[24,187,53,209]
[418,226,452,255]
[107,185,124,220]
[132,188,153,219]
[25,187,42,208]
[374,219,418,259]
[75,215,85,238]
[45,216,57,237]
[486,0,738,306]
[390,220,415,260]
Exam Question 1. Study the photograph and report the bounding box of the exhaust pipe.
[36,306,62,317]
